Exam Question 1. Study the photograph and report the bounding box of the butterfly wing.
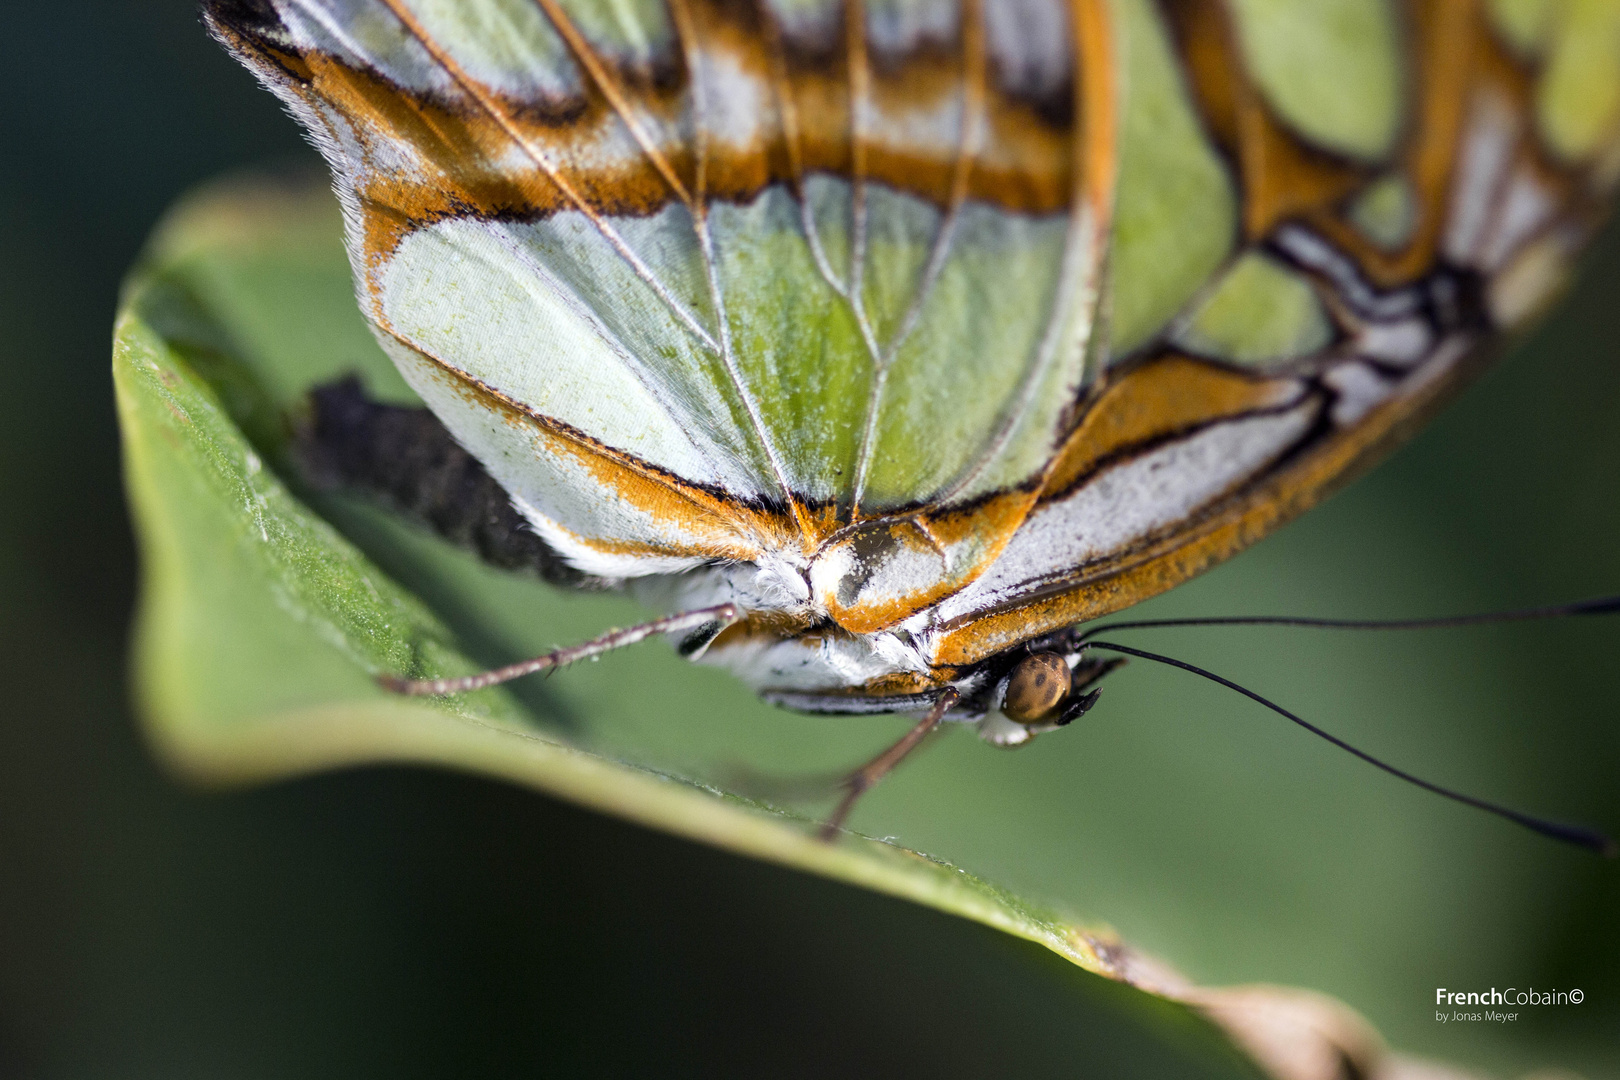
[207,0,1620,669]
[204,0,1116,588]
[921,0,1620,669]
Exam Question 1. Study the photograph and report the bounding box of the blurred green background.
[3,3,1619,1077]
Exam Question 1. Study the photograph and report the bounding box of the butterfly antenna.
[378,604,739,695]
[1084,640,1617,857]
[1076,594,1620,641]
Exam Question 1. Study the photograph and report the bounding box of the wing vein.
[760,2,852,298]
[373,0,722,356]
[940,0,1113,504]
[666,0,709,206]
[672,0,807,532]
[843,0,909,516]
[848,0,985,513]
[878,0,985,371]
[531,0,694,208]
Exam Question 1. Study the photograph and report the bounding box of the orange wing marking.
[385,323,796,559]
[531,0,695,208]
[1308,0,1481,287]
[1042,353,1308,498]
[1161,0,1365,243]
[928,358,1483,667]
[1166,0,1482,289]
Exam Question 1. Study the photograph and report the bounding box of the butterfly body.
[207,0,1620,742]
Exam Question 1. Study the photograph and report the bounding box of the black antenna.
[1077,594,1620,642]
[1084,639,1617,857]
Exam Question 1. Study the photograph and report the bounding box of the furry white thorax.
[626,556,933,693]
[629,551,813,623]
[511,447,1090,748]
[625,552,1068,747]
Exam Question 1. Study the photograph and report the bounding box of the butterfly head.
[968,639,1123,748]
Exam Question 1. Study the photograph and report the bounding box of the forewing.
[922,0,1620,668]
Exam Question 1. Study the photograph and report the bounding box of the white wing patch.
[1445,89,1521,267]
[924,402,1320,626]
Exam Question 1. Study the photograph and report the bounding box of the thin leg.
[819,689,961,842]
[378,603,739,695]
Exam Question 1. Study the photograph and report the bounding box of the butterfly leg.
[818,689,961,841]
[378,604,739,695]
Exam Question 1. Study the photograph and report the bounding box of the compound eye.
[1003,652,1071,724]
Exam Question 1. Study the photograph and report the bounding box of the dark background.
[3,2,1618,1077]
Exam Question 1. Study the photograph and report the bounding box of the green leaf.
[117,176,1474,1080]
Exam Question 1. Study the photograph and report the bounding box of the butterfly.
[204,0,1620,845]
